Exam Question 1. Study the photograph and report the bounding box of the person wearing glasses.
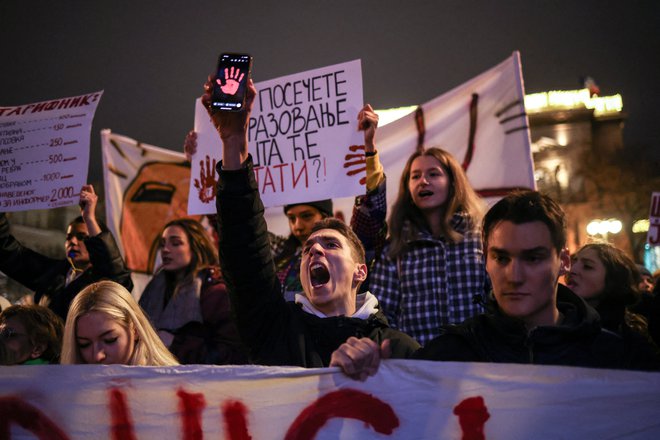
[0,184,133,321]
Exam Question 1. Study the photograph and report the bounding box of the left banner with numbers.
[0,91,103,211]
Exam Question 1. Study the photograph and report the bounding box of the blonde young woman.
[352,105,489,345]
[61,280,178,366]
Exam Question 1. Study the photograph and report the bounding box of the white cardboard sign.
[0,92,102,211]
[189,60,364,214]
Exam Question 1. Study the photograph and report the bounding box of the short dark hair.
[68,216,108,232]
[310,218,366,264]
[0,305,64,364]
[483,190,566,253]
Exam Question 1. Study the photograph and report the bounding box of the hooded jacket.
[414,285,660,371]
[215,157,420,367]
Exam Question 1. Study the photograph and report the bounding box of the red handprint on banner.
[194,155,218,203]
[343,144,367,185]
[217,67,245,95]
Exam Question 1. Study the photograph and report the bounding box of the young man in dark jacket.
[201,77,419,368]
[0,185,133,321]
[331,191,660,378]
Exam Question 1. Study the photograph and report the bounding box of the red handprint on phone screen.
[216,67,244,95]
[343,144,367,185]
[194,155,217,203]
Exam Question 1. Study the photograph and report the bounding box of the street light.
[586,218,623,237]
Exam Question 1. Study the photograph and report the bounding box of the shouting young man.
[202,76,418,367]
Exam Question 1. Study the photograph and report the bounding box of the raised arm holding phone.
[204,57,418,367]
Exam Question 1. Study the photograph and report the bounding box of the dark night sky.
[2,1,659,185]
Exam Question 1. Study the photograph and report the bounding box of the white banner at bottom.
[1,360,659,439]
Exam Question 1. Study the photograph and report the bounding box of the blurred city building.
[526,88,658,270]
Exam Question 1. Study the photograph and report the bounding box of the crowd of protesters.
[1,69,659,379]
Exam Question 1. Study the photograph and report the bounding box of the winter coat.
[139,267,248,365]
[371,208,489,345]
[414,285,660,371]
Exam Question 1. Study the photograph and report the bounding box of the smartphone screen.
[211,53,252,112]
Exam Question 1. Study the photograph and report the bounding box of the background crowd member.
[636,264,655,295]
[203,75,419,367]
[184,130,332,301]
[61,281,178,366]
[355,116,488,344]
[0,304,63,365]
[0,185,133,320]
[331,191,660,379]
[138,218,247,364]
[567,243,652,339]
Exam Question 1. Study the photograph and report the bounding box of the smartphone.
[211,53,253,112]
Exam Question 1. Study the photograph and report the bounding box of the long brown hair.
[388,147,483,258]
[161,218,218,286]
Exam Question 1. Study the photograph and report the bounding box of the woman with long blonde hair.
[61,280,178,365]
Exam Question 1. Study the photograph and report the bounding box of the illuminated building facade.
[526,89,658,270]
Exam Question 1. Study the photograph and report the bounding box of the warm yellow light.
[524,89,623,116]
[587,220,601,236]
[633,219,650,233]
[587,218,622,236]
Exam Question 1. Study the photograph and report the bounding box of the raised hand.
[194,155,218,203]
[79,184,101,236]
[217,66,245,95]
[357,104,379,153]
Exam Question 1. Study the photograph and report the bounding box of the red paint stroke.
[0,396,70,440]
[453,396,490,440]
[222,400,252,440]
[110,388,137,440]
[414,107,425,152]
[178,389,206,440]
[462,93,479,171]
[284,389,399,440]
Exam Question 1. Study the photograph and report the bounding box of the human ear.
[353,263,368,285]
[30,342,46,360]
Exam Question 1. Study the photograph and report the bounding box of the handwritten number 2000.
[50,186,74,202]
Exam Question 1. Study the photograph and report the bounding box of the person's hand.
[201,75,256,170]
[79,184,98,219]
[79,184,102,236]
[217,67,245,96]
[330,337,391,381]
[184,130,197,162]
[194,155,218,203]
[357,104,378,153]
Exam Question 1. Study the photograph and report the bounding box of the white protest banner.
[648,191,660,246]
[373,51,535,211]
[1,361,659,439]
[101,130,198,298]
[0,92,103,211]
[189,60,364,214]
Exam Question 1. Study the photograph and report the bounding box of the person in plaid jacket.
[351,106,489,345]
